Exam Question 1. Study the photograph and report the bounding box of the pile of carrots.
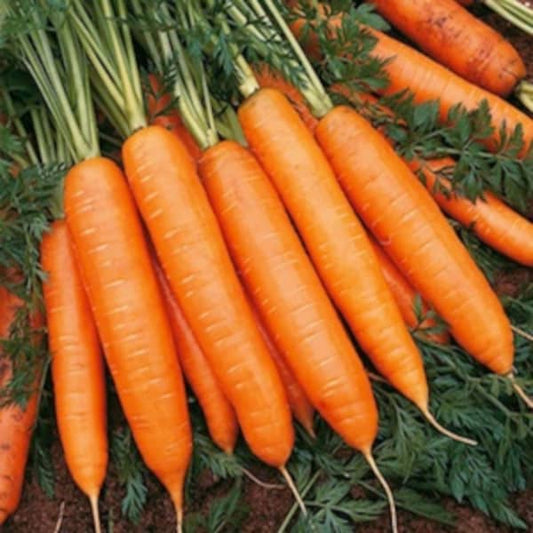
[0,0,532,532]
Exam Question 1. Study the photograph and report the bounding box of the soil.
[2,5,533,533]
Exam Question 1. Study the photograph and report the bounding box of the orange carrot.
[410,158,533,267]
[64,157,192,527]
[315,105,514,376]
[290,13,533,152]
[199,138,378,454]
[0,288,41,526]
[370,0,526,96]
[369,238,449,344]
[146,74,203,161]
[153,260,239,454]
[121,126,294,471]
[41,220,107,532]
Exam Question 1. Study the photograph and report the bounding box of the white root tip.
[280,466,307,517]
[509,376,533,409]
[421,408,478,446]
[511,325,533,343]
[89,495,101,533]
[364,452,398,533]
[242,467,285,490]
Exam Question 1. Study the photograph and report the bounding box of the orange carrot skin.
[369,239,449,345]
[154,261,239,454]
[41,220,108,497]
[64,157,192,510]
[239,88,430,414]
[411,158,533,267]
[122,126,293,468]
[0,289,41,525]
[315,106,514,374]
[146,74,203,161]
[290,15,533,152]
[370,0,526,96]
[200,140,377,450]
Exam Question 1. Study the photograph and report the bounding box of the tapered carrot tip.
[280,466,307,516]
[421,408,478,446]
[508,373,533,410]
[0,509,8,525]
[89,494,102,533]
[175,504,183,533]
[363,452,398,533]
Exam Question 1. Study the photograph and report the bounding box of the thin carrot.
[290,12,533,151]
[0,288,41,526]
[153,260,239,454]
[369,0,526,97]
[410,158,533,267]
[64,157,192,528]
[122,126,294,470]
[199,138,377,454]
[369,238,450,345]
[41,220,107,533]
[146,74,203,161]
[315,105,514,376]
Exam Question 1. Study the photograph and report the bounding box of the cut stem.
[89,494,101,533]
[484,0,533,34]
[515,81,533,113]
[280,466,307,517]
[363,451,397,533]
[420,407,478,446]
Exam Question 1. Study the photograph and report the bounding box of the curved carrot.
[370,0,526,96]
[64,157,192,526]
[121,126,294,469]
[41,220,107,532]
[315,105,514,375]
[199,139,376,450]
[369,238,449,345]
[153,260,239,454]
[290,14,533,152]
[411,158,533,267]
[146,74,203,161]
[0,288,41,526]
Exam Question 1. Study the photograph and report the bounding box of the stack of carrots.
[0,0,531,531]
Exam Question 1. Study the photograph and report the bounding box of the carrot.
[153,260,239,454]
[0,288,41,526]
[290,14,533,151]
[64,157,192,529]
[146,74,203,161]
[369,0,526,97]
[41,220,107,532]
[199,137,380,462]
[121,126,294,472]
[369,238,450,345]
[410,158,533,267]
[315,105,514,376]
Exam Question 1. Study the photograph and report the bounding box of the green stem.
[515,81,533,114]
[484,0,533,35]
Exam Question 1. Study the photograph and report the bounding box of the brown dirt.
[3,5,533,533]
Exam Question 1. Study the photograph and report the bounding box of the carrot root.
[175,504,183,533]
[53,501,66,533]
[511,325,533,343]
[89,494,101,533]
[280,466,307,517]
[420,408,477,446]
[363,452,398,533]
[242,468,285,490]
[509,374,533,409]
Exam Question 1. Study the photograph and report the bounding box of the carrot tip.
[280,466,307,517]
[363,452,398,533]
[421,408,477,446]
[175,505,183,533]
[89,494,101,533]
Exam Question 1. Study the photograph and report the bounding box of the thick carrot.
[64,157,192,527]
[153,260,239,454]
[290,15,533,151]
[411,158,533,267]
[121,126,294,470]
[146,74,203,161]
[41,220,107,531]
[0,288,41,526]
[199,139,377,452]
[369,238,449,345]
[315,105,514,375]
[370,0,526,96]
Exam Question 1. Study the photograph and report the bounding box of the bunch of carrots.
[0,0,532,532]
